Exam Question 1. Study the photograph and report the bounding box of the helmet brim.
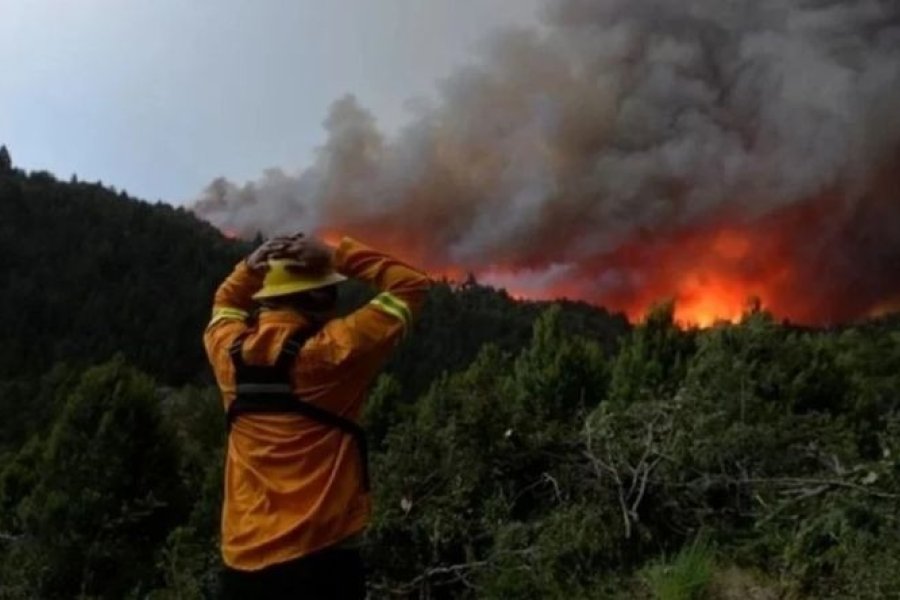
[252,271,347,300]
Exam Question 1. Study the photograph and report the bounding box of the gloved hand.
[245,236,295,272]
[245,233,337,274]
[280,233,336,274]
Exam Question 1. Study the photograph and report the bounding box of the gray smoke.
[194,0,900,322]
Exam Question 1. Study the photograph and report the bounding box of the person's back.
[204,234,430,598]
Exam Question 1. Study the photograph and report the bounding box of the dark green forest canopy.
[0,159,628,448]
[2,153,900,598]
[0,164,246,383]
[0,161,628,387]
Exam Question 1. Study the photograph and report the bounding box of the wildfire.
[305,222,779,327]
[193,0,899,330]
[204,184,866,328]
[210,180,897,329]
[668,275,754,327]
[609,226,790,327]
[214,204,895,328]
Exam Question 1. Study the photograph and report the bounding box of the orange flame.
[224,218,805,327]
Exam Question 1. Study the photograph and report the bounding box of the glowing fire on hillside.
[210,177,900,327]
[298,174,898,328]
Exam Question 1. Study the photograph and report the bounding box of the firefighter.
[204,233,430,598]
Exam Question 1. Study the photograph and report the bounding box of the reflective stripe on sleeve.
[207,307,249,328]
[369,292,412,330]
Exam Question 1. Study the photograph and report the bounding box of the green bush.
[643,538,715,600]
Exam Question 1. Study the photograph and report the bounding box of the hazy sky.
[0,0,540,203]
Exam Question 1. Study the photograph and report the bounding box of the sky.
[0,0,540,203]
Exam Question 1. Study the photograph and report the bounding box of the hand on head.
[246,233,336,274]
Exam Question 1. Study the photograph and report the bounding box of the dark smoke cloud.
[194,0,900,323]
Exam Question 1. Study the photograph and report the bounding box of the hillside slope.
[0,149,628,393]
[0,164,245,384]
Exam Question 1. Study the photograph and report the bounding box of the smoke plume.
[194,0,900,325]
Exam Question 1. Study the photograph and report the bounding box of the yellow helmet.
[252,259,347,300]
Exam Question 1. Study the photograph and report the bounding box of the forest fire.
[193,0,900,327]
[290,177,897,328]
[299,211,800,327]
[202,157,900,328]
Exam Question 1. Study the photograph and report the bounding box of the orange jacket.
[204,237,430,570]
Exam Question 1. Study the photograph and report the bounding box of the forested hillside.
[1,151,899,598]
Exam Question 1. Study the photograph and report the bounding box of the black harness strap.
[226,331,370,491]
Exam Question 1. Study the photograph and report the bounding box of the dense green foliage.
[0,160,245,384]
[1,154,899,598]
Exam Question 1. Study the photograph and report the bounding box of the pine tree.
[0,144,11,172]
[1,358,189,596]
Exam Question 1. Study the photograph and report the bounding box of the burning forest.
[193,0,900,326]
